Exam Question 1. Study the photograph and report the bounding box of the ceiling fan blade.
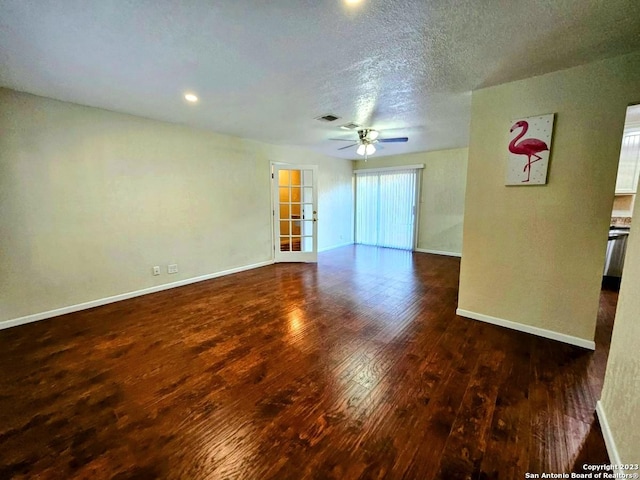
[378,137,408,143]
[329,138,357,141]
[338,143,358,150]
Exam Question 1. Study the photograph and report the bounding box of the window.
[355,167,421,250]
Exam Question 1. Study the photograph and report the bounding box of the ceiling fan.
[330,129,408,159]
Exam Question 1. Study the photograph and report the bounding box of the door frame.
[353,164,424,250]
[270,162,319,263]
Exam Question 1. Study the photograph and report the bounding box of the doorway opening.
[603,104,640,291]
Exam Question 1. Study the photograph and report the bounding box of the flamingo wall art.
[506,114,555,185]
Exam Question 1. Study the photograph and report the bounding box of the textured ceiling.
[1,0,640,159]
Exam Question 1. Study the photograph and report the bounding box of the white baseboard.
[414,248,462,258]
[456,308,596,350]
[596,401,622,465]
[318,241,353,253]
[0,259,275,331]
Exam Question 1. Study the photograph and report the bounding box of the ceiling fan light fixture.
[184,92,199,103]
[331,129,406,156]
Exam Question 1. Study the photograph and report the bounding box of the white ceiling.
[1,1,640,160]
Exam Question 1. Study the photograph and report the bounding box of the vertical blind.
[355,168,420,250]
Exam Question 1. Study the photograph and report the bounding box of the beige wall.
[354,148,468,255]
[458,51,640,342]
[600,211,640,462]
[0,88,353,323]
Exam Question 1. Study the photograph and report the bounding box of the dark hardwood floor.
[0,245,614,479]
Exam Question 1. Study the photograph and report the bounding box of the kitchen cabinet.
[615,127,640,194]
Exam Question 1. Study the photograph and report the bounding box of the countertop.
[611,216,632,228]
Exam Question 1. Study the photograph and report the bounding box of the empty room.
[1,1,640,479]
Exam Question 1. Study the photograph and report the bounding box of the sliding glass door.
[355,168,421,250]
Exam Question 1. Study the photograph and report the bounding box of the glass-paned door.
[273,164,318,262]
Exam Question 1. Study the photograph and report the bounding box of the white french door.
[272,164,318,263]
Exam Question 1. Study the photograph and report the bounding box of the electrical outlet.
[152,266,160,276]
[168,264,178,274]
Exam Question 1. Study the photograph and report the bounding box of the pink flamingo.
[509,120,549,182]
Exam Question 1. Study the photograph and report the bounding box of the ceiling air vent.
[340,122,360,130]
[316,114,341,122]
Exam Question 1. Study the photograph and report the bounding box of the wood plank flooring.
[0,245,614,479]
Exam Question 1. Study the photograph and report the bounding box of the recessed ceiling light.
[345,0,362,4]
[184,93,199,103]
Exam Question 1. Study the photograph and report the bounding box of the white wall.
[354,148,468,255]
[0,88,353,324]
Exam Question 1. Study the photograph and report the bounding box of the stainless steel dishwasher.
[604,227,630,277]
